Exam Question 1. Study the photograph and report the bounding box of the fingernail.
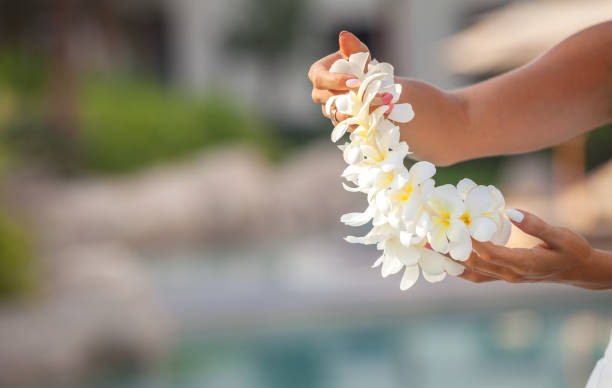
[339,30,348,38]
[382,93,393,105]
[346,78,360,88]
[385,103,394,114]
[506,208,524,223]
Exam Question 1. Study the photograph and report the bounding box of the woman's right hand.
[308,31,376,123]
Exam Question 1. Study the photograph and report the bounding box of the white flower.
[457,178,512,245]
[326,52,511,290]
[372,240,465,290]
[426,184,472,261]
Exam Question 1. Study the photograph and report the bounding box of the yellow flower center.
[460,212,471,226]
[399,185,413,202]
[433,211,451,227]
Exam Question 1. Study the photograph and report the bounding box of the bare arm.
[311,24,612,165]
[397,21,612,164]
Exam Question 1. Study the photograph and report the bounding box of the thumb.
[505,208,561,248]
[339,31,369,60]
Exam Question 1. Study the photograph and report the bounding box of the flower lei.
[326,52,511,290]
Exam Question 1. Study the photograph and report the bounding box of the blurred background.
[0,0,611,387]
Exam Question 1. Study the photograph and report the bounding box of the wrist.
[573,247,612,290]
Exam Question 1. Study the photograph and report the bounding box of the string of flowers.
[326,52,511,290]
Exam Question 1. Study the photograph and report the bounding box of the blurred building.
[5,0,509,127]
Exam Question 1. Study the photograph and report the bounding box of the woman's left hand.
[459,209,612,290]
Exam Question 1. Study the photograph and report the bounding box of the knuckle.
[312,75,322,89]
[307,64,315,81]
[311,89,319,102]
[558,227,574,240]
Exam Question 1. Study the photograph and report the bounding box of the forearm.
[394,78,468,165]
[397,22,612,166]
[573,249,612,290]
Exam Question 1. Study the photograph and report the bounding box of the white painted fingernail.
[506,208,524,223]
[346,78,360,88]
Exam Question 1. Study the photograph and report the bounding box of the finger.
[505,208,563,248]
[320,104,352,122]
[339,31,369,59]
[471,239,536,275]
[312,89,336,104]
[312,88,351,104]
[462,250,518,280]
[309,52,359,91]
[459,269,498,283]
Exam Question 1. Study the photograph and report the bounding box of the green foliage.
[586,122,612,171]
[77,77,285,174]
[0,48,48,96]
[0,211,34,298]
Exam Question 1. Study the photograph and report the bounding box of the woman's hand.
[459,209,612,290]
[308,31,382,123]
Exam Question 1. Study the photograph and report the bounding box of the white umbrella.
[443,0,612,75]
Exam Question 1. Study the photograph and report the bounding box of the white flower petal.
[375,191,393,214]
[420,179,435,200]
[449,237,472,261]
[379,150,406,172]
[357,167,382,188]
[409,161,436,185]
[329,59,353,75]
[469,216,497,242]
[422,270,446,283]
[358,73,386,102]
[447,218,469,242]
[341,182,362,192]
[398,245,421,266]
[345,145,363,164]
[335,93,354,115]
[388,103,415,123]
[415,211,432,238]
[331,121,350,143]
[399,231,413,247]
[488,185,506,210]
[443,257,465,276]
[456,178,476,199]
[419,248,445,275]
[368,62,394,77]
[400,265,420,290]
[325,95,339,116]
[381,254,403,278]
[428,185,465,219]
[348,52,370,74]
[340,208,374,227]
[491,216,512,246]
[428,223,449,254]
[391,83,402,103]
[465,186,494,215]
[372,254,384,268]
[402,193,423,221]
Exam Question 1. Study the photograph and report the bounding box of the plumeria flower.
[372,238,464,290]
[426,184,472,260]
[457,178,512,245]
[327,53,415,142]
[326,53,511,290]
